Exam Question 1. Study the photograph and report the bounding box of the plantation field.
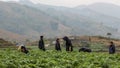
[0,48,120,68]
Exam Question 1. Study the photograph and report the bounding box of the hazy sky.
[1,0,120,7]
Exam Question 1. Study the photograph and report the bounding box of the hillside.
[0,1,119,40]
[0,1,72,39]
[0,29,27,41]
[24,2,120,38]
[22,2,120,31]
[75,3,120,31]
[88,3,120,19]
[0,38,14,46]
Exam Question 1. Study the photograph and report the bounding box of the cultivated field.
[0,48,120,68]
[0,36,120,68]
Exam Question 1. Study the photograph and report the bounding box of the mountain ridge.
[86,3,120,19]
[0,1,120,41]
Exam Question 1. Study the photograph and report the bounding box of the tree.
[107,33,112,40]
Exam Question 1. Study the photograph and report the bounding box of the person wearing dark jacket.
[63,36,73,51]
[55,38,61,51]
[39,36,45,51]
[79,47,92,52]
[21,46,29,54]
[109,41,116,54]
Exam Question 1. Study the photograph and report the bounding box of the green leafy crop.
[0,49,120,68]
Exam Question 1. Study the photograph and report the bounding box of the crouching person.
[21,46,29,54]
[18,44,29,54]
[79,47,92,52]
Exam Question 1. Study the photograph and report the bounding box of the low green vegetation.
[0,48,120,68]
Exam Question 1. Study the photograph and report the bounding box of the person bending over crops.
[109,41,116,54]
[18,45,29,54]
[55,38,61,51]
[79,47,92,52]
[63,36,73,51]
[38,36,46,51]
[21,46,29,54]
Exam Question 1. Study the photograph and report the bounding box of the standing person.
[109,41,116,54]
[39,36,45,51]
[55,38,61,51]
[63,36,73,51]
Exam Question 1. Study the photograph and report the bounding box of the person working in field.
[18,44,29,54]
[63,36,73,52]
[79,47,92,52]
[55,38,61,51]
[21,46,29,54]
[109,41,116,54]
[38,36,46,51]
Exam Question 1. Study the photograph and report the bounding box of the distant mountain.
[88,3,120,19]
[32,3,120,32]
[19,0,35,7]
[74,6,120,30]
[19,0,32,4]
[0,1,72,39]
[3,1,120,29]
[0,1,120,40]
[20,2,120,30]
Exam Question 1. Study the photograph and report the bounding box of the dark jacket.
[55,41,61,51]
[21,46,29,54]
[39,39,45,51]
[79,47,92,52]
[63,36,73,51]
[109,44,115,54]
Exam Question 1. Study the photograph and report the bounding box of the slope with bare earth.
[0,38,14,46]
[0,29,27,41]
